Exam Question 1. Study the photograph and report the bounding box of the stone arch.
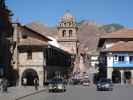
[112,70,121,83]
[19,66,44,86]
[62,30,66,37]
[21,68,39,86]
[124,71,131,84]
[69,30,73,37]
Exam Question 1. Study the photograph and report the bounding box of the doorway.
[112,70,121,83]
[21,69,39,86]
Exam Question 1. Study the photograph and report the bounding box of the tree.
[100,23,124,33]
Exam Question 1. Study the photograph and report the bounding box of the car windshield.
[50,79,63,84]
[99,79,111,83]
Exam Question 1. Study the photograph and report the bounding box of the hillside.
[77,21,124,52]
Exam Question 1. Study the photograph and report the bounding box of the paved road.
[19,84,133,100]
[0,86,46,100]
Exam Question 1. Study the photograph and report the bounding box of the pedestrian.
[23,78,27,86]
[2,78,8,93]
[0,78,2,92]
[34,78,38,90]
[4,79,8,92]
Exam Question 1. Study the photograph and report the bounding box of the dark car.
[71,79,81,85]
[96,78,113,91]
[48,78,66,92]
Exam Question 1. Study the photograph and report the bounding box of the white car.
[82,80,90,86]
[48,79,66,92]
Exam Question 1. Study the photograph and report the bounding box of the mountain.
[77,21,124,53]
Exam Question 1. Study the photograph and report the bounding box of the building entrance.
[124,71,131,84]
[112,70,121,83]
[21,69,39,86]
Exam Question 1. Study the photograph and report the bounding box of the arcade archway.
[21,69,39,86]
[124,71,131,84]
[112,70,121,83]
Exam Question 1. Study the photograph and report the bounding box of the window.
[69,30,72,37]
[64,22,66,26]
[129,56,133,62]
[27,50,32,59]
[62,30,66,37]
[22,34,28,39]
[114,55,118,61]
[69,22,71,26]
[118,56,125,62]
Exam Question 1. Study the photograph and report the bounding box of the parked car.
[48,78,66,92]
[72,79,81,85]
[82,79,90,86]
[96,78,113,91]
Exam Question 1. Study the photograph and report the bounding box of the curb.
[15,88,47,100]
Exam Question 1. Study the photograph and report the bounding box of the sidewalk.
[0,86,47,100]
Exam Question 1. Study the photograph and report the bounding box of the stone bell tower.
[57,11,78,55]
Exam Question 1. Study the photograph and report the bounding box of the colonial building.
[105,41,133,84]
[57,11,79,55]
[87,49,99,68]
[12,23,71,86]
[12,23,52,86]
[98,29,133,84]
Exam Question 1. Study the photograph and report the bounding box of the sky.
[7,0,133,28]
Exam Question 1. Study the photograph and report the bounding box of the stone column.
[18,76,22,86]
[18,68,24,86]
[120,70,124,84]
[131,70,133,84]
[107,67,113,80]
[38,69,44,86]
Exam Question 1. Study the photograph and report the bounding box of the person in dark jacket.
[2,78,8,93]
[34,78,38,90]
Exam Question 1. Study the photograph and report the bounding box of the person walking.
[23,78,27,86]
[34,78,38,90]
[0,78,2,92]
[0,78,3,93]
[2,78,8,93]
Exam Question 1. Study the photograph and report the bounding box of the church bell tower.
[57,11,78,55]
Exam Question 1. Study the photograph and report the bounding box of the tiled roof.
[98,29,133,47]
[25,22,57,38]
[101,29,133,39]
[86,49,99,55]
[106,41,133,52]
[18,38,48,46]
